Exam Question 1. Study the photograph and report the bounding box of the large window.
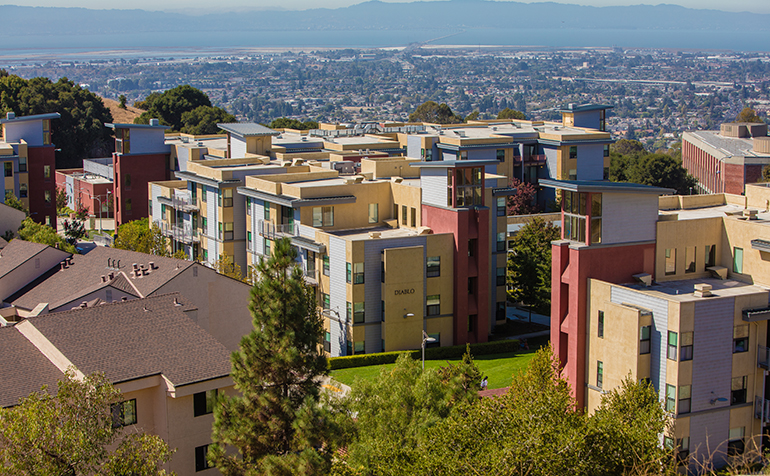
[640,326,651,354]
[497,232,506,252]
[665,248,676,275]
[222,188,233,207]
[685,246,696,273]
[705,244,716,269]
[313,206,334,227]
[563,191,602,244]
[195,444,211,472]
[678,385,691,414]
[427,295,440,316]
[352,263,364,284]
[111,399,137,428]
[728,428,745,456]
[731,376,747,405]
[733,247,743,274]
[667,331,678,361]
[597,310,604,338]
[324,331,331,353]
[680,332,693,361]
[665,384,676,412]
[354,341,365,354]
[4,162,12,177]
[426,256,440,277]
[193,389,218,417]
[733,325,748,353]
[569,146,578,159]
[353,302,365,323]
[451,167,483,208]
[496,267,505,286]
[368,203,378,223]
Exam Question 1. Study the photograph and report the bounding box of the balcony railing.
[157,220,199,244]
[755,396,770,424]
[520,154,547,164]
[257,220,298,240]
[758,345,770,370]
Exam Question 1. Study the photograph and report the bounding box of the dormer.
[0,112,60,146]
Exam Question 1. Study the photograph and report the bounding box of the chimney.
[108,272,114,280]
[121,297,128,302]
[100,275,107,283]
[173,297,181,306]
[6,112,15,120]
[149,261,156,270]
[54,242,59,249]
[67,257,73,265]
[60,261,68,270]
[132,263,138,270]
[694,283,713,298]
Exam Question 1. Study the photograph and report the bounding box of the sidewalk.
[506,305,550,327]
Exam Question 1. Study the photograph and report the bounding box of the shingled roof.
[0,325,64,407]
[0,240,59,279]
[27,293,231,387]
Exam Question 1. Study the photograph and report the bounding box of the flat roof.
[410,159,500,168]
[556,104,614,113]
[540,179,675,195]
[0,112,60,124]
[105,122,170,130]
[329,225,426,241]
[686,130,768,158]
[626,277,767,302]
[217,123,279,137]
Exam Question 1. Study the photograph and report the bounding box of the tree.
[497,107,526,120]
[615,153,697,195]
[268,118,319,130]
[507,217,560,316]
[0,71,114,169]
[464,110,480,122]
[611,138,645,157]
[211,238,334,475]
[762,164,770,183]
[135,85,233,133]
[62,218,86,246]
[0,370,174,476]
[55,186,68,215]
[214,254,243,281]
[17,217,76,254]
[113,217,170,257]
[735,107,763,123]
[118,95,127,109]
[507,178,539,215]
[4,190,28,215]
[408,101,463,124]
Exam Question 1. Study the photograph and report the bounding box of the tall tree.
[735,107,763,123]
[180,105,237,135]
[113,217,173,257]
[17,217,76,254]
[497,107,526,120]
[0,370,173,476]
[135,85,233,133]
[408,101,463,124]
[211,238,334,475]
[507,217,560,316]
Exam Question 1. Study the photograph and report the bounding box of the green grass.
[330,350,538,390]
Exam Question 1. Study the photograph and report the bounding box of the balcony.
[257,220,298,240]
[157,221,199,244]
[158,191,199,213]
[517,154,547,165]
[758,345,770,370]
[755,396,770,424]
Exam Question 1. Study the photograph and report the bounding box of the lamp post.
[84,192,103,236]
[421,330,437,370]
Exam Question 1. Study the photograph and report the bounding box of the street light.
[84,191,103,236]
[421,330,437,370]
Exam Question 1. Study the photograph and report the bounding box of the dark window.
[353,302,365,323]
[728,428,744,456]
[346,302,352,321]
[195,444,211,472]
[603,144,610,157]
[18,155,26,172]
[245,197,250,215]
[353,263,365,284]
[111,399,137,428]
[496,149,505,161]
[323,256,330,276]
[224,222,234,241]
[734,325,748,353]
[346,262,351,283]
[19,184,27,198]
[427,295,440,316]
[324,331,331,353]
[680,332,693,361]
[667,331,677,361]
[677,437,690,464]
[597,310,604,338]
[44,190,52,205]
[222,188,233,207]
[3,162,11,177]
[678,385,691,414]
[43,165,51,179]
[193,389,218,417]
[354,341,365,354]
[125,173,131,188]
[596,361,603,389]
[322,293,330,310]
[731,376,747,405]
[640,326,651,354]
[497,232,506,252]
[496,196,506,216]
[427,256,440,277]
[569,146,577,159]
[705,244,716,269]
[685,246,696,273]
[496,267,505,286]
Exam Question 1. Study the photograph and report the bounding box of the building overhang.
[0,112,61,124]
[410,159,500,169]
[539,179,675,195]
[236,186,355,208]
[492,187,518,196]
[291,235,326,254]
[743,307,770,322]
[751,239,770,253]
[537,138,615,147]
[174,171,241,189]
[105,123,170,130]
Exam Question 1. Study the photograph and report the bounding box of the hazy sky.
[5,0,770,14]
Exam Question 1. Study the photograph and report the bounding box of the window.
[18,155,26,172]
[306,251,316,276]
[667,331,678,361]
[666,384,676,412]
[193,389,218,417]
[497,232,506,252]
[313,206,334,227]
[346,302,352,321]
[201,217,207,232]
[264,238,271,256]
[677,437,690,464]
[218,222,223,240]
[411,207,416,227]
[569,146,577,159]
[733,247,743,274]
[222,188,233,207]
[346,262,352,283]
[45,215,51,226]
[195,444,211,472]
[125,173,131,188]
[452,167,483,208]
[603,167,609,180]
[353,262,364,284]
[665,248,676,275]
[381,261,385,282]
[19,184,27,198]
[43,165,51,179]
[224,222,233,240]
[354,341,365,354]
[126,198,132,213]
[324,331,331,353]
[427,295,440,316]
[731,376,747,405]
[201,186,207,203]
[685,246,696,273]
[562,191,590,244]
[44,190,51,204]
[496,302,506,320]
[427,256,440,277]
[728,428,745,456]
[596,361,603,389]
[393,203,398,220]
[468,238,477,257]
[597,310,604,338]
[496,149,505,162]
[192,185,198,203]
[245,197,250,215]
[640,326,651,354]
[264,203,270,220]
[323,255,330,276]
[381,300,385,321]
[353,302,365,323]
[322,293,330,310]
[496,267,505,286]
[603,144,610,157]
[3,162,11,177]
[427,332,440,348]
[680,332,693,361]
[368,203,378,223]
[678,385,691,414]
[497,196,506,216]
[247,231,252,245]
[202,249,208,262]
[733,325,748,353]
[111,399,137,428]
[705,244,716,269]
[402,205,407,224]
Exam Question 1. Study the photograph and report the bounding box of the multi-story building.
[682,122,770,195]
[0,111,60,228]
[548,178,770,469]
[55,167,113,218]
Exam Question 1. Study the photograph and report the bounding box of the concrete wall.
[128,128,169,155]
[4,121,43,145]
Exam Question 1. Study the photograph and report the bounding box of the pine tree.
[210,237,332,476]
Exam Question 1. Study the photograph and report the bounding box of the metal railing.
[758,345,770,369]
[157,221,199,244]
[257,220,298,240]
[171,190,199,213]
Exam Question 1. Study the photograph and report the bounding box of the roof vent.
[149,118,160,126]
[173,297,182,306]
[743,209,759,220]
[6,112,15,120]
[60,261,68,270]
[632,273,652,287]
[568,103,574,110]
[694,283,713,298]
[149,261,157,270]
[100,275,107,283]
[391,176,403,183]
[121,297,128,302]
[369,231,381,239]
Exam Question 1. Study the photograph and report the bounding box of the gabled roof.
[217,122,280,137]
[49,272,141,311]
[0,325,64,408]
[28,293,231,386]
[0,240,68,280]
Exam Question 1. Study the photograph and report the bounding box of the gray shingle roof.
[0,240,64,279]
[0,325,64,408]
[217,122,279,137]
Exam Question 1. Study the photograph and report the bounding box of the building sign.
[394,288,415,296]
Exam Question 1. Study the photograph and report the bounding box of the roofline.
[409,159,500,168]
[556,104,614,113]
[539,179,675,195]
[217,123,280,137]
[105,123,171,130]
[0,112,61,124]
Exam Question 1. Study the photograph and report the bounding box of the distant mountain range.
[1,1,768,37]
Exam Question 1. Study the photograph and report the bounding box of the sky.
[4,0,770,14]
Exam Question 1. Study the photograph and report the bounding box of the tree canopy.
[0,370,173,476]
[497,107,526,120]
[17,217,76,254]
[211,238,336,475]
[134,85,235,134]
[268,118,319,130]
[507,216,560,315]
[408,101,463,124]
[735,107,763,123]
[507,178,539,215]
[610,152,696,195]
[0,70,114,169]
[113,217,184,258]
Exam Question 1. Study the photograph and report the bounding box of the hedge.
[328,339,521,370]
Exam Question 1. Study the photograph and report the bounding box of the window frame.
[368,203,378,224]
[323,255,330,276]
[731,376,747,405]
[666,384,676,412]
[597,310,604,338]
[195,444,211,472]
[733,325,748,353]
[596,361,603,389]
[353,262,365,284]
[426,256,440,277]
[667,331,678,361]
[665,248,676,276]
[353,302,365,324]
[111,399,137,428]
[678,385,691,414]
[193,389,218,417]
[680,331,693,361]
[3,162,12,177]
[427,294,440,316]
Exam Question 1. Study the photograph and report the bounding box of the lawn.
[330,349,538,391]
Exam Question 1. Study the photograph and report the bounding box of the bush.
[328,339,521,370]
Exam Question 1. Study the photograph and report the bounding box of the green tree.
[0,370,174,476]
[211,238,334,475]
[62,218,86,246]
[464,110,480,122]
[214,253,243,281]
[113,217,170,257]
[55,186,68,215]
[735,107,763,123]
[135,85,232,133]
[611,138,645,157]
[17,217,76,254]
[408,101,463,124]
[507,217,560,315]
[268,118,319,130]
[4,190,28,215]
[0,71,114,169]
[762,164,770,183]
[497,107,526,120]
[619,153,696,195]
[118,95,127,109]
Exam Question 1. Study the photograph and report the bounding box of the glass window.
[665,248,676,275]
[402,205,407,224]
[667,331,678,361]
[201,217,207,231]
[264,203,270,220]
[353,262,365,284]
[680,332,693,361]
[497,196,506,216]
[368,203,378,224]
[44,190,51,204]
[705,244,716,269]
[322,293,330,310]
[323,255,330,276]
[354,341,365,354]
[353,302,365,323]
[346,262,352,283]
[125,173,131,187]
[597,310,604,338]
[324,331,331,353]
[201,186,207,202]
[591,194,602,217]
[222,188,233,207]
[306,251,316,276]
[569,146,577,159]
[728,428,745,456]
[18,155,26,172]
[346,302,352,321]
[733,325,748,353]
[596,361,603,389]
[685,246,696,273]
[496,149,505,161]
[43,165,51,179]
[427,295,440,316]
[666,384,676,412]
[195,444,211,472]
[590,218,602,245]
[4,162,12,177]
[677,437,690,464]
[224,222,233,240]
[411,207,416,227]
[313,206,334,227]
[731,376,747,405]
[496,267,505,286]
[264,238,271,256]
[111,399,137,428]
[193,389,218,417]
[679,385,691,414]
[733,247,743,274]
[19,184,27,198]
[247,231,252,244]
[427,256,440,277]
[603,144,610,157]
[497,232,506,252]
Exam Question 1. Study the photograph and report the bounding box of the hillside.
[101,97,142,125]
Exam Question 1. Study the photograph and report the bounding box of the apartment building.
[682,122,770,195]
[0,111,60,228]
[548,179,770,469]
[55,167,113,218]
[0,293,233,475]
